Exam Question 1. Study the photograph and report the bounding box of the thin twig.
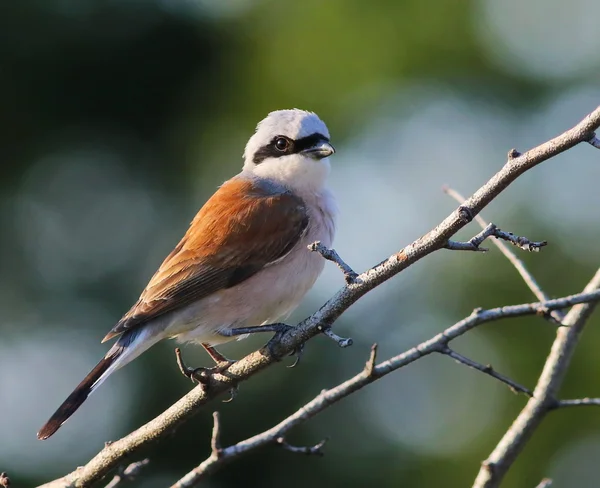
[443,186,564,323]
[364,343,378,377]
[210,412,222,458]
[319,326,353,348]
[440,347,532,396]
[171,289,600,487]
[276,437,328,456]
[473,268,600,488]
[308,241,358,283]
[103,459,150,488]
[37,106,600,488]
[554,398,600,408]
[445,223,546,253]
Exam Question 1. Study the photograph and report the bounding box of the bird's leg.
[222,323,294,337]
[221,323,304,367]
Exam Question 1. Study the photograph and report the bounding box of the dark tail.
[37,354,118,440]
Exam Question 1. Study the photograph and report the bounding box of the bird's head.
[243,109,335,193]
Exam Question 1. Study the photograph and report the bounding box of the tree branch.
[103,460,149,488]
[554,398,600,408]
[443,187,564,323]
[37,106,600,488]
[308,241,358,283]
[439,346,532,396]
[445,223,546,252]
[472,268,600,488]
[171,290,600,486]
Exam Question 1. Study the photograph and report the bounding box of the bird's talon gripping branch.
[287,342,305,368]
[222,385,239,403]
[175,348,233,387]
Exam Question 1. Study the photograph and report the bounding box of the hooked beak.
[302,141,335,159]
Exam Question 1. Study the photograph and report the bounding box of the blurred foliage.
[1,0,600,487]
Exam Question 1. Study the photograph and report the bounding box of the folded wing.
[103,177,308,342]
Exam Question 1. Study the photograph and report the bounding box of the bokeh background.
[2,0,600,486]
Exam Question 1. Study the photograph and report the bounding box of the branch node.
[308,241,359,284]
[482,460,496,474]
[276,437,328,456]
[364,344,378,377]
[319,326,353,348]
[508,148,521,159]
[535,306,564,326]
[457,205,474,224]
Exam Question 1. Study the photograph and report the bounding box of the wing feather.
[102,178,308,341]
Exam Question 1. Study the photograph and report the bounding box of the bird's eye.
[275,137,289,152]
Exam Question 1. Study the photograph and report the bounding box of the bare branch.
[440,347,532,396]
[171,289,600,487]
[210,412,222,457]
[103,459,149,488]
[443,186,564,323]
[319,327,353,348]
[364,343,378,377]
[473,268,600,488]
[554,398,600,408]
[308,241,358,283]
[37,106,600,488]
[445,223,546,253]
[276,437,328,456]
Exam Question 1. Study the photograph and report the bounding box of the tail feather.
[37,354,118,440]
[37,326,162,440]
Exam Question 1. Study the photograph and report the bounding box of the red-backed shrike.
[38,109,337,440]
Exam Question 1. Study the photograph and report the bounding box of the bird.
[37,108,337,440]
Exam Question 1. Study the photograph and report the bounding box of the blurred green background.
[2,0,600,486]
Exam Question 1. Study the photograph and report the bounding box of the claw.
[287,342,305,368]
[175,348,235,388]
[222,385,239,403]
